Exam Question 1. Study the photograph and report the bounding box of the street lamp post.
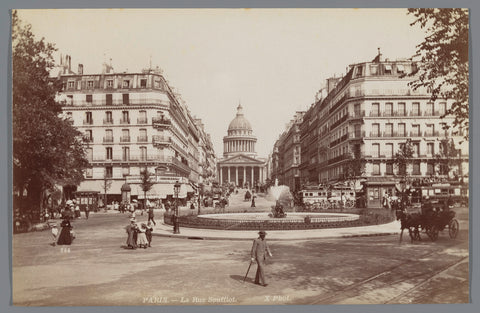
[173,181,181,234]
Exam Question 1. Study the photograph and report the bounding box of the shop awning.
[78,180,190,199]
[77,180,126,195]
[136,183,188,199]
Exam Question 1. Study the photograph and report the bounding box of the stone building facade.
[271,52,469,208]
[56,56,216,202]
[217,104,266,188]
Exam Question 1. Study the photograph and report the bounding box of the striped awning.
[135,183,188,199]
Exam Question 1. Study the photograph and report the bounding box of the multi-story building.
[56,55,216,203]
[278,51,469,208]
[271,132,286,184]
[299,103,322,186]
[193,118,217,187]
[271,112,304,192]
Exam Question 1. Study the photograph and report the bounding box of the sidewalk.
[152,220,401,241]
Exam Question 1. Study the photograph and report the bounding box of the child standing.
[51,223,58,246]
[145,221,153,247]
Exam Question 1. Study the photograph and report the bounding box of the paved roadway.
[12,193,469,306]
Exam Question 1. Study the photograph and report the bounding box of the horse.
[395,209,424,243]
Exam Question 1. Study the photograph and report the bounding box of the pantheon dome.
[228,105,252,135]
[223,104,257,158]
[218,104,265,188]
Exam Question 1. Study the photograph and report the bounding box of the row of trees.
[340,138,464,193]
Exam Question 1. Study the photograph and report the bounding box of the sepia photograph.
[10,7,471,307]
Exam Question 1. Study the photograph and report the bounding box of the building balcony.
[369,132,381,138]
[350,110,365,119]
[83,120,94,125]
[409,110,422,116]
[103,119,114,125]
[369,111,381,117]
[329,113,349,131]
[137,136,148,143]
[409,131,422,137]
[423,130,440,137]
[82,136,93,143]
[171,157,191,174]
[349,130,365,139]
[171,141,188,157]
[381,131,407,138]
[119,118,130,125]
[152,116,171,129]
[103,137,114,143]
[152,135,172,147]
[137,117,148,124]
[329,133,349,148]
[328,154,349,165]
[120,136,131,143]
[328,93,348,114]
[66,98,169,106]
[91,155,164,164]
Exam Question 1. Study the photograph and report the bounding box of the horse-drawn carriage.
[396,198,459,243]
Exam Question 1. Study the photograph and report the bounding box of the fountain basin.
[198,212,359,223]
[164,212,363,231]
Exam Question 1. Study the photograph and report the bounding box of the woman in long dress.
[126,220,138,249]
[57,219,73,245]
[137,223,149,249]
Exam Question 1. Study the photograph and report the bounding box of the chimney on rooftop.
[78,64,84,75]
[372,47,383,63]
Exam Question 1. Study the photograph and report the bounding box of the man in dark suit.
[251,230,272,286]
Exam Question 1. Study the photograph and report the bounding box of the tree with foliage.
[435,138,462,179]
[342,144,366,190]
[407,8,469,140]
[393,139,415,209]
[12,11,88,214]
[139,167,155,209]
[101,174,112,208]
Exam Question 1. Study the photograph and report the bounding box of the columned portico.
[218,162,266,186]
[218,104,266,187]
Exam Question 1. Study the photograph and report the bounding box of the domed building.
[217,104,266,188]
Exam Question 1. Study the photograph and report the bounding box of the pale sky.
[17,8,427,159]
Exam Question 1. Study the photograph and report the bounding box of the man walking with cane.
[250,229,272,286]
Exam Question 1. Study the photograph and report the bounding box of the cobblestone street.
[12,201,469,306]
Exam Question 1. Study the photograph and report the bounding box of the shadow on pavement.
[230,274,255,285]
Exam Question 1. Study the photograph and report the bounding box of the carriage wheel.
[449,219,459,239]
[345,200,355,208]
[427,225,439,241]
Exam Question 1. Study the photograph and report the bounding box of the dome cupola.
[228,104,252,135]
